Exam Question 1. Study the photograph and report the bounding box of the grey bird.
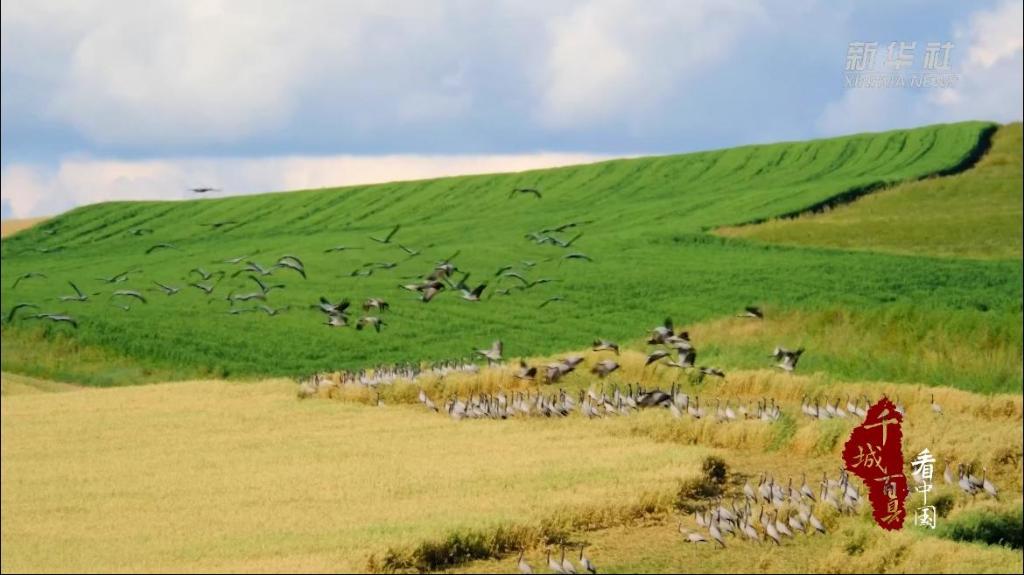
[6,303,39,323]
[356,316,386,332]
[153,281,181,295]
[539,295,565,307]
[560,252,592,263]
[772,347,804,372]
[30,313,78,328]
[738,306,764,319]
[370,224,401,244]
[145,243,179,255]
[397,243,420,257]
[476,340,503,364]
[324,245,361,253]
[11,272,46,289]
[517,550,533,574]
[592,339,620,354]
[579,545,597,574]
[111,290,147,304]
[645,350,671,366]
[189,267,221,281]
[363,298,390,312]
[514,360,537,381]
[666,349,697,369]
[648,317,674,344]
[257,304,291,316]
[509,187,542,199]
[274,257,306,279]
[249,275,285,294]
[189,281,216,295]
[59,282,90,302]
[96,270,134,284]
[461,283,488,302]
[591,359,620,378]
[318,297,351,316]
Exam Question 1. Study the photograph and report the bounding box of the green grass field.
[719,123,1023,260]
[2,121,1020,393]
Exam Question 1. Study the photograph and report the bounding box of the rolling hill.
[1,120,1020,390]
[719,123,1023,260]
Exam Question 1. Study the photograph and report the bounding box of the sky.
[1,0,1021,219]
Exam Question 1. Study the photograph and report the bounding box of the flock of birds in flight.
[5,186,603,332]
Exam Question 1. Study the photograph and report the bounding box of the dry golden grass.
[1,378,709,573]
[0,217,47,238]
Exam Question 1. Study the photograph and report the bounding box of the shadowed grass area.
[0,327,212,386]
[936,504,1023,550]
[719,123,1023,260]
[448,517,1024,574]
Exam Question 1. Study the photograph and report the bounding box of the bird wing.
[249,275,268,292]
[440,250,461,264]
[115,290,147,303]
[56,316,78,328]
[6,303,39,322]
[279,254,305,267]
[276,260,307,278]
[69,281,84,297]
[502,272,530,285]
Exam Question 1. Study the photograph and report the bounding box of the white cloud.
[817,0,1023,135]
[536,0,765,129]
[0,152,615,219]
[2,1,478,146]
[2,1,771,145]
[964,0,1024,68]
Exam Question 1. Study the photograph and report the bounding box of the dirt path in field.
[0,372,79,396]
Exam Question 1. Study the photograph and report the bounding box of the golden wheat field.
[2,361,1021,573]
[1,376,709,573]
